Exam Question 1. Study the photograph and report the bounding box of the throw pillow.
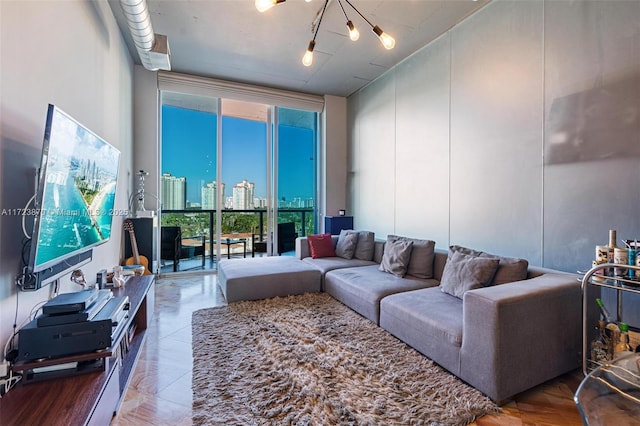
[440,250,500,298]
[449,245,528,285]
[449,245,483,259]
[492,256,529,285]
[335,229,359,259]
[307,234,336,259]
[353,231,375,261]
[388,235,435,279]
[379,237,414,277]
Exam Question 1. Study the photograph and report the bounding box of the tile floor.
[111,273,584,425]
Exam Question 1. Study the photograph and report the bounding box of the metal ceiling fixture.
[255,0,395,67]
[120,0,171,71]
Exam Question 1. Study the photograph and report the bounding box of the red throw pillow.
[308,234,336,258]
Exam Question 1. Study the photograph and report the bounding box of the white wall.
[0,0,134,359]
[348,0,640,274]
[133,66,160,213]
[322,95,348,224]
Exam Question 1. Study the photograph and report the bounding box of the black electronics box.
[17,317,113,362]
[18,296,129,362]
[37,290,112,327]
[42,288,99,315]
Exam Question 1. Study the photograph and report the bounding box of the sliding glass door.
[276,107,317,245]
[160,92,218,272]
[221,99,270,257]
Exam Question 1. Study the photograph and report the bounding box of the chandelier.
[255,0,396,67]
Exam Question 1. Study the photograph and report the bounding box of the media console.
[0,275,155,425]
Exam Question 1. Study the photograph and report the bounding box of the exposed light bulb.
[372,25,395,50]
[346,21,359,41]
[302,40,315,67]
[255,0,280,13]
[302,51,314,67]
[379,32,395,49]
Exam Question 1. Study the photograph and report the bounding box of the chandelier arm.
[336,0,350,21]
[342,0,374,28]
[312,0,331,42]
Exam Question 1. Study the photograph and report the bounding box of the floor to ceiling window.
[276,107,317,240]
[159,93,318,273]
[160,92,218,273]
[221,99,269,259]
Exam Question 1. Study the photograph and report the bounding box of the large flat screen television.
[25,104,121,290]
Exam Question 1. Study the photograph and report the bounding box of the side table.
[222,238,247,259]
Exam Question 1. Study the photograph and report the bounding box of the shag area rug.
[192,293,499,425]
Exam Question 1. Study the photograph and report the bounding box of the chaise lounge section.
[218,256,321,303]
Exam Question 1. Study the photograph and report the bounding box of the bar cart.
[576,263,640,425]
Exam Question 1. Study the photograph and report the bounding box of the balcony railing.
[161,208,315,259]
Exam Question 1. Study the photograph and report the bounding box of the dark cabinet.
[123,217,157,274]
[325,216,354,235]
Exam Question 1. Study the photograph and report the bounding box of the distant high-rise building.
[289,197,315,208]
[161,173,186,210]
[232,179,255,210]
[201,180,224,209]
[254,197,267,208]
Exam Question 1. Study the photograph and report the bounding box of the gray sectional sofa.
[295,234,582,404]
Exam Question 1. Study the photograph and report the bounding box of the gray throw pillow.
[492,256,529,285]
[353,231,375,261]
[379,237,414,277]
[449,245,528,285]
[335,229,359,259]
[440,250,500,298]
[389,235,435,279]
[449,245,483,259]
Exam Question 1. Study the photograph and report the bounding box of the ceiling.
[108,0,489,97]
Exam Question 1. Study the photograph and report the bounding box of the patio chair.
[160,226,205,272]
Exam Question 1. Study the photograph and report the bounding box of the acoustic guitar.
[123,219,151,275]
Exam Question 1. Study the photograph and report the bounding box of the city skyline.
[161,105,315,206]
[161,173,313,210]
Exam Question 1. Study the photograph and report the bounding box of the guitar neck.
[128,229,141,264]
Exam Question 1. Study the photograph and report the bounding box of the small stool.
[218,256,321,303]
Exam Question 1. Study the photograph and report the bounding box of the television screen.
[29,104,121,274]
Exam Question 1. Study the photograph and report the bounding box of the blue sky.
[162,106,315,205]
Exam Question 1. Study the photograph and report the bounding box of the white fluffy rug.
[192,292,499,425]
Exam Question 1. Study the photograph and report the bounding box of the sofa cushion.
[449,245,528,285]
[307,233,336,258]
[353,231,376,261]
[389,235,436,279]
[302,257,377,277]
[379,237,414,277]
[324,265,439,324]
[440,250,500,298]
[380,287,463,375]
[335,229,359,259]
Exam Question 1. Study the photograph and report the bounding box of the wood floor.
[111,273,584,425]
